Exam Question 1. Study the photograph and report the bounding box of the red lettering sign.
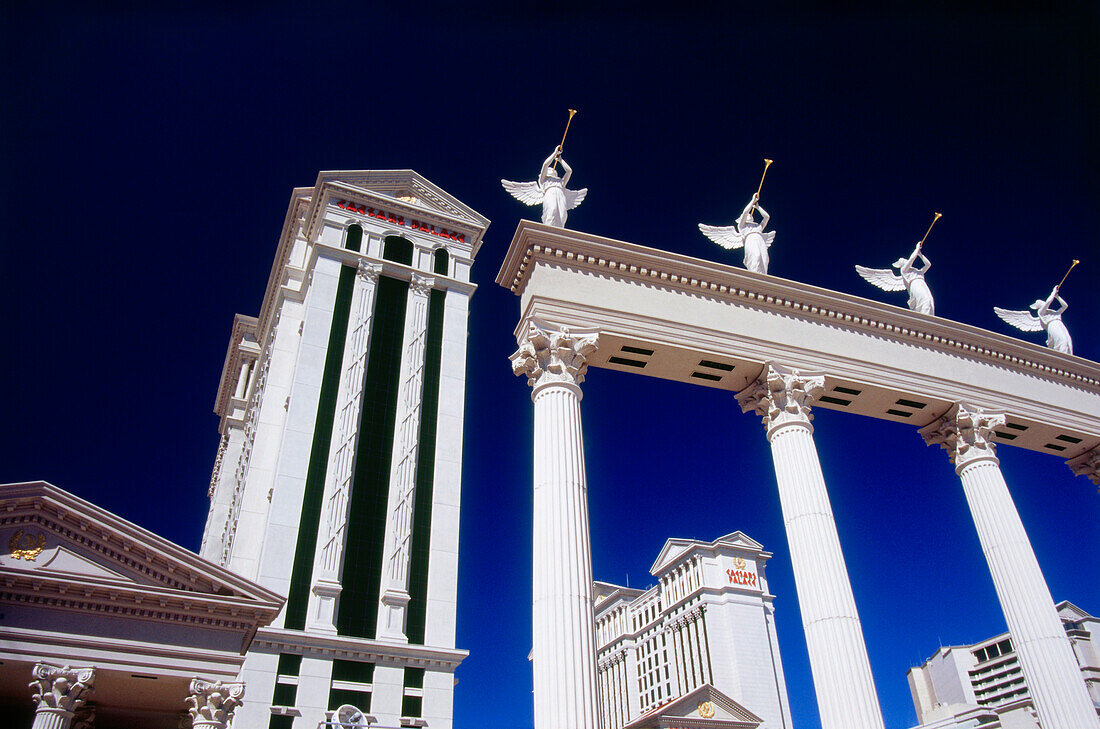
[726,568,758,588]
[333,200,467,245]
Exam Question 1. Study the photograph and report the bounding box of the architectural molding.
[251,628,468,671]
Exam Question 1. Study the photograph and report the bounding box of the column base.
[307,579,342,634]
[378,588,410,643]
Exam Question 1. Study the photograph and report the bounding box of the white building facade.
[907,601,1100,729]
[202,171,488,729]
[593,533,793,729]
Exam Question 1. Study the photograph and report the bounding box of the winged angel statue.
[698,193,775,274]
[994,286,1073,355]
[855,243,935,315]
[501,146,587,228]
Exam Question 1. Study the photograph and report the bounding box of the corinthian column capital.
[357,260,383,283]
[409,273,435,297]
[919,403,1005,470]
[186,678,244,729]
[510,320,599,395]
[1067,446,1100,490]
[736,363,825,435]
[30,663,95,715]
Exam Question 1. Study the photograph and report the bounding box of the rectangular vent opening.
[608,356,647,368]
[895,398,927,409]
[1004,423,1028,431]
[1043,443,1067,452]
[886,409,913,418]
[690,371,722,382]
[994,431,1018,441]
[698,360,735,372]
[620,345,654,356]
[1055,434,1082,444]
[819,396,852,406]
[832,386,862,396]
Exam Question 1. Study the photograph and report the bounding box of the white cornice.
[253,628,469,671]
[497,221,1099,389]
[214,314,259,421]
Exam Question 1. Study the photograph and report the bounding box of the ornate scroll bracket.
[30,663,95,715]
[919,403,1006,471]
[1067,446,1100,491]
[510,320,599,396]
[736,362,825,436]
[187,678,244,728]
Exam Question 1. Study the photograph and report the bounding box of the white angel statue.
[855,242,935,315]
[994,286,1073,355]
[698,193,775,274]
[501,146,587,228]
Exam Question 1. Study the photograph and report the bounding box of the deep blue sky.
[3,3,1098,729]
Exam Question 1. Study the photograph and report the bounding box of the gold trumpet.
[552,109,578,171]
[749,158,773,213]
[918,212,942,248]
[1056,259,1079,291]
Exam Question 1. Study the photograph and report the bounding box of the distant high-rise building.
[592,532,793,729]
[202,171,489,729]
[906,601,1100,729]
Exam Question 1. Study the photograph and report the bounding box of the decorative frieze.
[186,678,244,729]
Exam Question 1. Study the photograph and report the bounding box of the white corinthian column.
[187,678,245,729]
[29,663,95,729]
[737,364,884,729]
[920,404,1100,729]
[511,320,600,729]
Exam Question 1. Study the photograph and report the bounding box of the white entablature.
[496,220,1100,460]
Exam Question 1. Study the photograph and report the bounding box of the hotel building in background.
[907,601,1100,729]
[202,171,488,729]
[593,532,793,729]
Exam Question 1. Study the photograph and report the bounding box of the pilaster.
[29,664,95,729]
[737,363,884,729]
[511,320,601,729]
[187,678,245,729]
[378,273,435,642]
[920,404,1100,729]
[308,260,383,633]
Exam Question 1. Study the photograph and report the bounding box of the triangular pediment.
[314,170,489,229]
[1057,600,1091,621]
[0,482,283,608]
[650,531,765,576]
[625,684,763,729]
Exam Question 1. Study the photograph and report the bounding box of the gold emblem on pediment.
[698,701,715,718]
[8,529,47,560]
[733,556,746,570]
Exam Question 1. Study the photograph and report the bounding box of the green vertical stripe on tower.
[336,275,409,638]
[282,228,361,631]
[406,288,445,644]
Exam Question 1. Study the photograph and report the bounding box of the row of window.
[345,225,450,275]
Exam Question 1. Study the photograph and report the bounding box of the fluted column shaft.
[512,321,600,729]
[738,364,884,729]
[922,405,1099,729]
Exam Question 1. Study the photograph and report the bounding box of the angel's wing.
[564,187,587,210]
[855,265,906,292]
[501,180,543,206]
[698,223,744,250]
[994,307,1044,332]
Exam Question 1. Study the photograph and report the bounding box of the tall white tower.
[201,171,489,729]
